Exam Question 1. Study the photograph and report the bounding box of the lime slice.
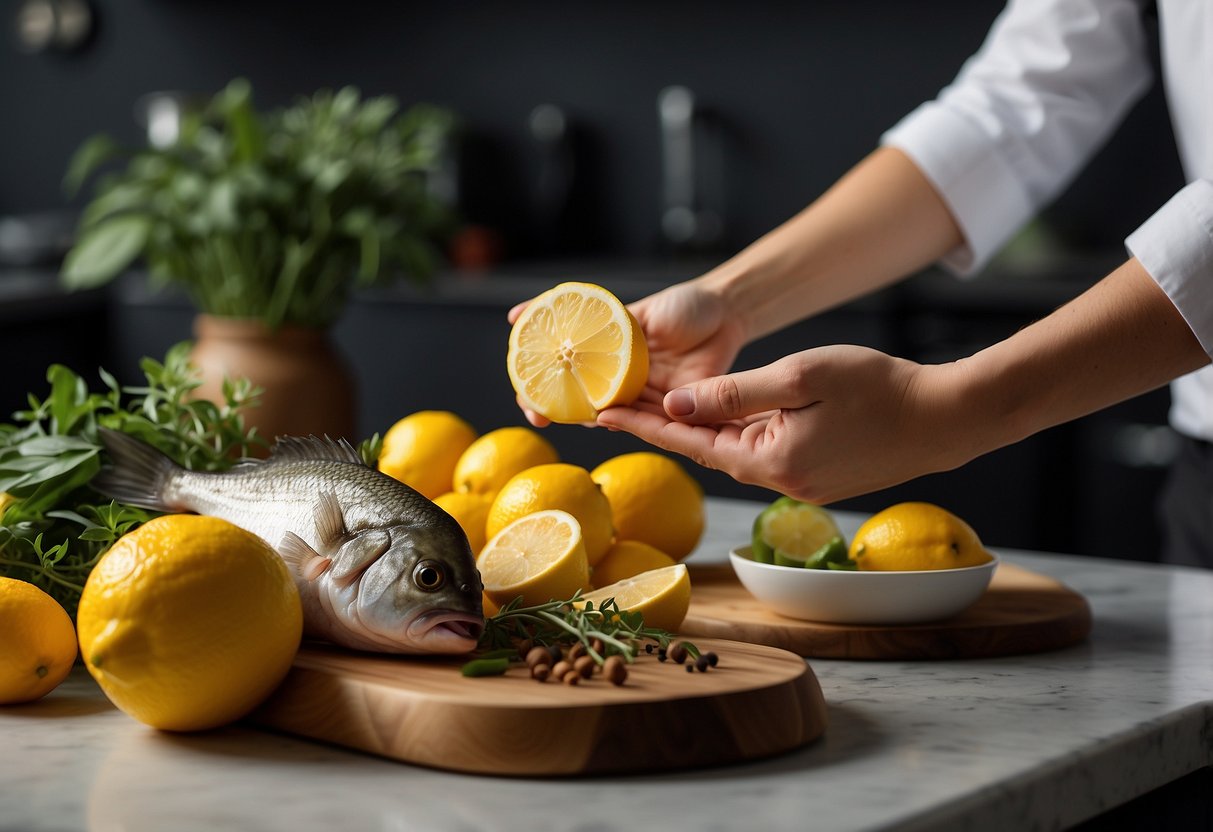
[774,535,850,569]
[751,497,844,566]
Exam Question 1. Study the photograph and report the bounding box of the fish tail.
[92,428,183,512]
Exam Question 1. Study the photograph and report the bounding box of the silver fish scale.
[164,459,449,551]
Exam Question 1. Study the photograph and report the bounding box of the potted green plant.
[60,79,455,442]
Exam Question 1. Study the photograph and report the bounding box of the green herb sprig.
[461,592,699,677]
[61,79,456,329]
[0,343,260,615]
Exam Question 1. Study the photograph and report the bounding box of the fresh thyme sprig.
[461,592,699,677]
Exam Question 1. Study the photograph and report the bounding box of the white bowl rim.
[729,544,1000,576]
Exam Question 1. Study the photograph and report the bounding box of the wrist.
[694,256,769,345]
[911,358,1024,473]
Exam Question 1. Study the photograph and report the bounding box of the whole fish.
[92,428,484,655]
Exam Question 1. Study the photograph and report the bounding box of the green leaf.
[79,182,152,229]
[61,215,151,289]
[63,134,123,196]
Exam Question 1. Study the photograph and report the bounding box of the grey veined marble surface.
[2,497,1211,832]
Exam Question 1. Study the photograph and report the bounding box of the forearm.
[697,146,964,342]
[945,258,1210,463]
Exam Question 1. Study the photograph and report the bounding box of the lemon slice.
[507,282,649,424]
[751,497,844,566]
[579,563,691,632]
[477,509,591,607]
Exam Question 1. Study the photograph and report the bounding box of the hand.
[507,281,747,427]
[597,345,976,504]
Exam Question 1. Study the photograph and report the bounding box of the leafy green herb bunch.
[62,79,456,329]
[0,344,261,617]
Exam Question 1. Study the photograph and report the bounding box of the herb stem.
[0,557,86,593]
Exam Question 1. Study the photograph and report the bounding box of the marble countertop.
[3,497,1211,832]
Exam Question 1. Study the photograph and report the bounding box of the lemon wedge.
[579,563,691,632]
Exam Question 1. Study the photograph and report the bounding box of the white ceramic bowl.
[729,545,998,625]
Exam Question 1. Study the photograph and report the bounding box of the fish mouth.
[407,609,484,653]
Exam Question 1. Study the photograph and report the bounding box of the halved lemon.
[477,509,590,608]
[578,563,691,632]
[507,282,649,424]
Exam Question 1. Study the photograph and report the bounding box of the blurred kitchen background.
[0,0,1186,560]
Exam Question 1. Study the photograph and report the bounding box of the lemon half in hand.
[507,282,649,424]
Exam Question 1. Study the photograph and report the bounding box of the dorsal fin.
[267,435,365,466]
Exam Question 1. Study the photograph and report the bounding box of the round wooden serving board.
[680,561,1091,660]
[250,637,826,776]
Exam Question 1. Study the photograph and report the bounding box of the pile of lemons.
[378,409,704,632]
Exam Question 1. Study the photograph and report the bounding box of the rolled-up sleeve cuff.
[1125,181,1213,357]
[882,102,1036,277]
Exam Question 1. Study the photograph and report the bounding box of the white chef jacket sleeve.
[1126,181,1213,357]
[880,0,1154,275]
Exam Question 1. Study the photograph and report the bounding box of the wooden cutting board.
[250,636,826,776]
[680,562,1091,660]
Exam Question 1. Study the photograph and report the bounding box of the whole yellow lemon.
[378,411,478,499]
[850,502,993,571]
[76,515,302,731]
[452,426,559,496]
[590,452,704,560]
[0,577,77,704]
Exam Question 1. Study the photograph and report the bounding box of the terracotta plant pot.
[188,314,357,448]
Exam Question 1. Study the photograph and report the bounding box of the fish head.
[319,523,484,655]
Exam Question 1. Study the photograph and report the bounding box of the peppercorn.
[706,651,719,667]
[525,646,550,669]
[695,655,710,672]
[645,643,654,654]
[685,664,694,673]
[546,644,563,664]
[657,647,668,663]
[603,655,627,686]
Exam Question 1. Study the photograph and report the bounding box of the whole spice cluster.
[459,593,720,685]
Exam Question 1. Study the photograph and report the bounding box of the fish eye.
[412,560,445,592]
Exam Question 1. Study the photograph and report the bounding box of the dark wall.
[0,0,1182,260]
